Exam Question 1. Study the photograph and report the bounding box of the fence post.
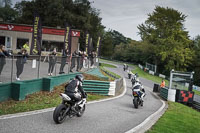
[11,55,14,82]
[37,55,41,79]
[55,60,57,76]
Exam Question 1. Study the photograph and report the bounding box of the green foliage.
[12,0,104,51]
[191,35,200,86]
[0,0,17,22]
[138,6,194,74]
[101,32,114,57]
[100,29,131,57]
[147,102,200,133]
[99,63,117,68]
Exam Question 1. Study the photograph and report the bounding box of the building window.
[42,41,63,52]
[6,37,11,48]
[17,38,29,49]
[0,36,5,46]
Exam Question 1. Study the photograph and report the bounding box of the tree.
[0,0,17,22]
[13,0,105,51]
[138,6,194,74]
[191,35,200,86]
[100,32,114,57]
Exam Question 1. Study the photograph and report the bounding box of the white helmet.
[135,78,139,82]
[133,82,141,88]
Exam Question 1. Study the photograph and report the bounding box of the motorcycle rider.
[132,79,145,101]
[131,73,138,86]
[65,74,87,108]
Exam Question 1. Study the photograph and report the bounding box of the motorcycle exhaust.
[60,93,71,101]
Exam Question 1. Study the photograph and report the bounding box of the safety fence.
[83,80,115,96]
[158,86,200,110]
[193,95,200,110]
[83,78,123,96]
[139,63,200,110]
[0,72,80,102]
[100,67,120,79]
[0,55,99,84]
[193,101,200,110]
[160,87,168,100]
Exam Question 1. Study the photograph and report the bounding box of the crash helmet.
[135,78,139,82]
[75,74,84,83]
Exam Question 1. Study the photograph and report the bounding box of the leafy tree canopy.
[138,6,194,73]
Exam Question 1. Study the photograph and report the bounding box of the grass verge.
[0,73,111,116]
[99,63,117,68]
[132,66,200,96]
[100,66,121,80]
[132,66,169,86]
[0,84,110,116]
[147,102,200,133]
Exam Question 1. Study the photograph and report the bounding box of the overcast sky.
[90,0,200,40]
[13,0,200,41]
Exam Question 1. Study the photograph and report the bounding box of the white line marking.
[0,78,127,120]
[125,86,166,133]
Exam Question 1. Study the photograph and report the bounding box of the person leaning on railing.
[16,48,29,81]
[59,49,70,74]
[0,45,11,82]
[48,48,57,76]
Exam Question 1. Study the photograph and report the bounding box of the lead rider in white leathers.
[132,79,146,101]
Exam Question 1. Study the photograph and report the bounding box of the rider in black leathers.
[65,74,87,102]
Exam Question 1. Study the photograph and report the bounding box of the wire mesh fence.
[0,55,99,84]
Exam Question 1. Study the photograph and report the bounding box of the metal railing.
[0,55,99,84]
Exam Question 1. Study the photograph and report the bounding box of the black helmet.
[75,74,84,82]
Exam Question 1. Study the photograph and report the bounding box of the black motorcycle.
[132,90,143,109]
[53,93,87,124]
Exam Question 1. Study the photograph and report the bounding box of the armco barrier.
[160,87,168,100]
[193,101,200,110]
[83,80,115,96]
[100,68,119,79]
[0,73,80,102]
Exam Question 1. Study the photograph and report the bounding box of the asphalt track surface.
[0,61,163,133]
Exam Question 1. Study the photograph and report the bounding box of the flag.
[89,37,93,54]
[63,23,71,55]
[85,32,90,55]
[30,12,42,55]
[96,36,101,56]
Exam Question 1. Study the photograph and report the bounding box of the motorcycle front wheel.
[53,104,69,124]
[133,97,138,109]
[77,104,86,117]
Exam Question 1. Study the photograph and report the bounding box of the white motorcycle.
[53,92,87,124]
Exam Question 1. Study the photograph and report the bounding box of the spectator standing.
[160,79,165,88]
[70,50,79,72]
[59,49,69,74]
[23,42,30,53]
[89,51,95,68]
[16,48,29,81]
[0,45,10,82]
[48,48,57,76]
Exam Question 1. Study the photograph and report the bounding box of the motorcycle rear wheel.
[53,104,69,124]
[133,97,138,109]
